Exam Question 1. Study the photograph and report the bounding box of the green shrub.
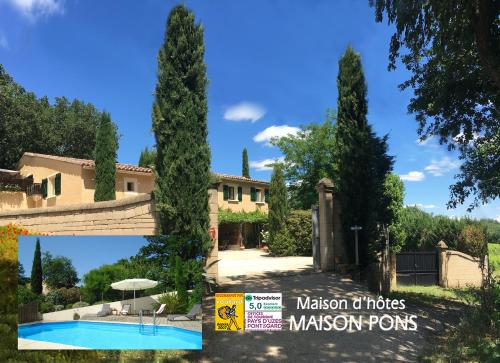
[18,285,38,305]
[45,289,66,306]
[458,224,487,258]
[73,312,80,320]
[286,210,312,256]
[54,304,64,311]
[268,228,295,256]
[154,293,184,314]
[40,301,54,313]
[58,287,80,305]
[72,301,89,308]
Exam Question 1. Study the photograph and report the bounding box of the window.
[124,178,138,193]
[255,188,264,203]
[42,173,61,199]
[223,184,241,202]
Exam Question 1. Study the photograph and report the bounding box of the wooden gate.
[396,251,438,286]
[19,300,39,324]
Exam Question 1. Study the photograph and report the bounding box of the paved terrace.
[218,249,313,283]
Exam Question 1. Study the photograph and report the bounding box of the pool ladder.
[139,310,158,335]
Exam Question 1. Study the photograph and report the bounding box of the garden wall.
[438,241,485,288]
[42,293,164,321]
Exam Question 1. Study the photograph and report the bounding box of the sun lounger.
[96,304,111,317]
[120,304,131,315]
[156,304,166,315]
[168,304,201,321]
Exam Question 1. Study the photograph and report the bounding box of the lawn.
[390,285,475,307]
[489,243,500,277]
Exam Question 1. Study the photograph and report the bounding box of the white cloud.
[6,0,63,20]
[496,215,500,223]
[424,156,460,176]
[249,157,284,171]
[416,136,439,148]
[253,125,301,146]
[0,34,7,49]
[407,203,436,209]
[400,171,425,182]
[223,102,265,122]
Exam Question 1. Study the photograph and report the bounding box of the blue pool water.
[19,321,202,349]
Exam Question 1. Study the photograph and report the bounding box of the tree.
[94,112,117,202]
[0,64,111,170]
[268,164,288,243]
[18,262,28,285]
[42,252,79,289]
[242,148,250,178]
[81,263,128,304]
[380,173,406,252]
[138,146,157,168]
[175,256,188,311]
[30,239,43,295]
[334,46,393,267]
[272,112,337,209]
[371,0,500,210]
[152,5,211,251]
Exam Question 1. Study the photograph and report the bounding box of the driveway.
[218,249,313,283]
[189,272,462,362]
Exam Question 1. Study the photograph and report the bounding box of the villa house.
[0,152,270,249]
[0,152,154,210]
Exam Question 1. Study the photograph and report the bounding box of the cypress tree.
[30,239,43,295]
[175,256,188,311]
[153,5,211,248]
[268,163,288,242]
[138,147,157,168]
[334,46,393,267]
[242,148,250,178]
[94,112,117,202]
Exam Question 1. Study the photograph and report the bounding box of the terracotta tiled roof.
[214,173,269,185]
[21,152,153,174]
[20,153,270,183]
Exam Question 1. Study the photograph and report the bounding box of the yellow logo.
[215,293,244,331]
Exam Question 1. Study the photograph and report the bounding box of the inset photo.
[17,235,202,350]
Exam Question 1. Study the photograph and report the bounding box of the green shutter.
[265,188,269,203]
[250,187,256,202]
[55,173,61,195]
[237,186,242,201]
[41,178,48,198]
[223,185,229,200]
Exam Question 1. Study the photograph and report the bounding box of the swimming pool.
[18,321,202,349]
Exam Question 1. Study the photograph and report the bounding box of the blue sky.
[0,0,498,220]
[18,236,149,282]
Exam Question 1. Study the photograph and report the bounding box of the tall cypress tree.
[175,256,188,311]
[94,112,117,202]
[30,239,43,295]
[268,164,288,242]
[153,5,211,247]
[334,46,393,267]
[242,147,250,178]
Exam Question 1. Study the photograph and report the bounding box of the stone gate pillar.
[316,178,335,271]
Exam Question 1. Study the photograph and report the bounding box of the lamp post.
[350,225,362,266]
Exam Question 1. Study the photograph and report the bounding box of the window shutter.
[41,178,48,198]
[265,188,269,203]
[250,187,256,202]
[237,186,242,201]
[223,185,229,200]
[55,173,61,195]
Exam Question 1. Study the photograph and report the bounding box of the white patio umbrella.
[111,278,158,313]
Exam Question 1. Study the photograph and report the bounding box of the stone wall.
[206,188,219,282]
[42,293,165,321]
[437,241,485,288]
[0,194,158,235]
